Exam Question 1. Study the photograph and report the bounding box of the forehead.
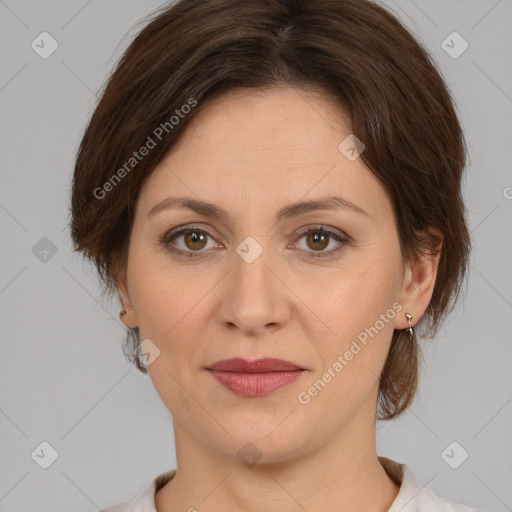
[174,86,353,147]
[136,87,392,226]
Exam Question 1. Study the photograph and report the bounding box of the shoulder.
[100,469,176,512]
[100,504,130,512]
[414,485,484,512]
[379,457,487,512]
[100,500,133,512]
[100,498,141,512]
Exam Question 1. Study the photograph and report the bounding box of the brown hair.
[69,0,472,420]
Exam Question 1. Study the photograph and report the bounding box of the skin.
[117,86,442,512]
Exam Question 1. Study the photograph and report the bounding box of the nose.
[216,241,290,336]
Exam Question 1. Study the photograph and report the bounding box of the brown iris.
[305,229,329,251]
[183,230,208,250]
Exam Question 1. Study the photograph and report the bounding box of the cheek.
[127,241,186,336]
[298,273,400,417]
[310,246,402,368]
[128,259,211,385]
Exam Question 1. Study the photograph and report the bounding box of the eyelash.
[160,224,349,260]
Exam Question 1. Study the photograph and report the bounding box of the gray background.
[1,0,511,510]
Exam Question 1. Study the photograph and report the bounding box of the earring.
[120,309,127,318]
[405,312,413,340]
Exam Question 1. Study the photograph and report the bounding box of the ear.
[116,272,138,329]
[394,226,443,330]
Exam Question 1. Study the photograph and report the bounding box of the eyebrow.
[148,195,369,221]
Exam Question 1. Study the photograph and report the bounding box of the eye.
[160,224,349,260]
[160,224,219,259]
[292,225,349,259]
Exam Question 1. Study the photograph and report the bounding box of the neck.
[156,411,400,512]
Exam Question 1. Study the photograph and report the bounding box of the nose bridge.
[235,235,272,294]
[218,233,288,334]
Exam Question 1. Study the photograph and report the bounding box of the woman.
[70,0,485,510]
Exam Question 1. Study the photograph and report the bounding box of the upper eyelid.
[165,223,349,248]
[167,223,347,240]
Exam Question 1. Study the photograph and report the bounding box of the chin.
[207,418,311,466]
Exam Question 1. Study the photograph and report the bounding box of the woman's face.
[119,86,432,463]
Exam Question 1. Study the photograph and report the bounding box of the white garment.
[101,456,488,512]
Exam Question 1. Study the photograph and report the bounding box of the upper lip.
[206,358,304,373]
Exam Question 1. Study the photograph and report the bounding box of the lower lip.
[207,370,305,396]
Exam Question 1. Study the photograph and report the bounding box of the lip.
[206,358,306,397]
[207,357,304,373]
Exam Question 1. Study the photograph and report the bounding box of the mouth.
[205,358,307,396]
[206,357,305,373]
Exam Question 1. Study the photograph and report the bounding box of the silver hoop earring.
[405,312,413,340]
